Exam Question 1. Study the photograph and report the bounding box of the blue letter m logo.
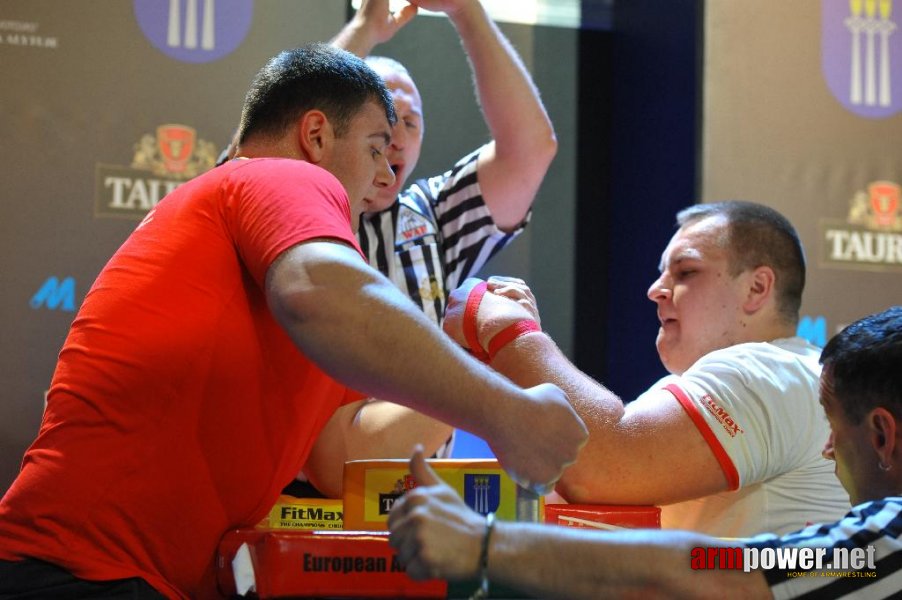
[31,277,76,312]
[796,315,827,347]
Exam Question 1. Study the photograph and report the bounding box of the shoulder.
[661,338,822,420]
[850,496,902,520]
[421,145,487,199]
[224,158,344,193]
[700,337,821,363]
[748,496,902,549]
[689,337,822,384]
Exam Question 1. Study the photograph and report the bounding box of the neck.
[736,308,796,345]
[237,134,301,161]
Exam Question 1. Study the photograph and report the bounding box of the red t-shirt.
[0,159,365,598]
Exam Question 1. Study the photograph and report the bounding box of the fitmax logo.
[31,277,77,312]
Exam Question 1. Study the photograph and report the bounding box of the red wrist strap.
[463,281,490,362]
[487,320,541,361]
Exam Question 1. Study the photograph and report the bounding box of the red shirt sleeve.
[221,158,364,287]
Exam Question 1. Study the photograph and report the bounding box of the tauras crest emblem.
[131,124,217,179]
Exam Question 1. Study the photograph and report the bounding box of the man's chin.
[365,193,399,213]
[657,342,688,376]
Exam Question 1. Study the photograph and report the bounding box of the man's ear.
[297,110,332,164]
[869,407,899,466]
[742,265,776,314]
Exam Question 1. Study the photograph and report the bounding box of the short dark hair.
[237,43,395,144]
[820,306,902,424]
[676,201,806,325]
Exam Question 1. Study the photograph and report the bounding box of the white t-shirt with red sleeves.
[648,337,850,537]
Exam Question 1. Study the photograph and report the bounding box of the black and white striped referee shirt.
[358,146,529,326]
[747,497,902,598]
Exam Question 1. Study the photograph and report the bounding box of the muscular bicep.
[621,389,731,502]
[558,388,731,506]
[266,239,361,324]
[475,142,544,232]
[304,398,454,498]
[303,399,366,499]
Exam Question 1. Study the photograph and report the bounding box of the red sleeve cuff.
[664,383,740,491]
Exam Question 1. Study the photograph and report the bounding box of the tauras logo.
[95,124,217,220]
[378,474,416,515]
[820,180,902,271]
[378,492,403,515]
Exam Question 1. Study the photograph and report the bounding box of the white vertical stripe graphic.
[878,0,894,106]
[847,0,896,106]
[202,0,215,50]
[167,0,181,47]
[184,0,198,49]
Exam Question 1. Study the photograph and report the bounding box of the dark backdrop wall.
[575,0,701,400]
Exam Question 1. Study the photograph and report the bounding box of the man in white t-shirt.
[443,200,850,537]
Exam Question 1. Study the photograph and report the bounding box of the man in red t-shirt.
[0,44,587,599]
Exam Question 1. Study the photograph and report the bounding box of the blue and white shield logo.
[463,474,501,515]
[134,0,254,64]
[822,0,901,118]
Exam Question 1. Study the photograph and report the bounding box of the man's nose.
[374,156,395,188]
[647,275,671,303]
[390,121,406,149]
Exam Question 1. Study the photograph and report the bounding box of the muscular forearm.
[487,326,728,506]
[444,277,731,504]
[447,1,556,228]
[489,334,626,502]
[271,243,586,493]
[450,2,554,151]
[487,524,772,600]
[268,242,519,443]
[330,19,377,57]
[490,333,625,438]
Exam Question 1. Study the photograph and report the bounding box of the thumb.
[409,444,440,486]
